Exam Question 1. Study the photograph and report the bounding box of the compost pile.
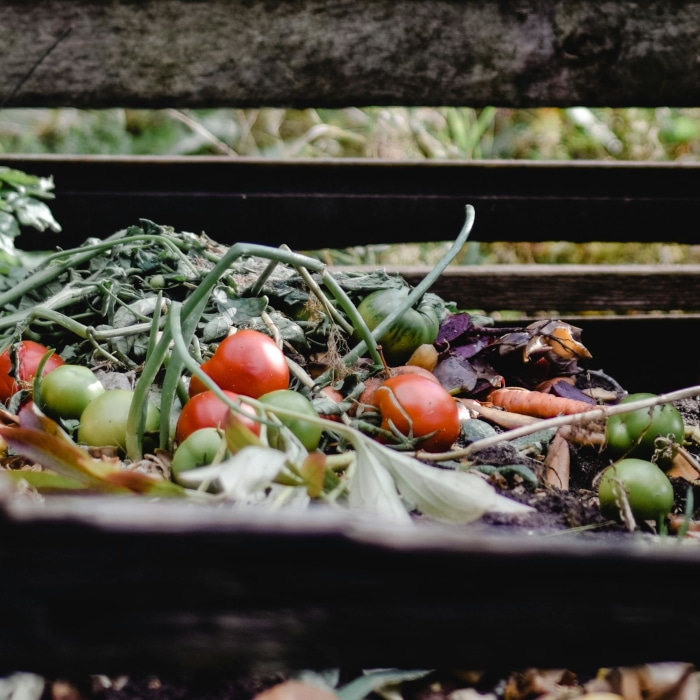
[4,183,700,700]
[2,212,700,540]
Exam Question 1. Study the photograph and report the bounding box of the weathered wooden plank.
[364,264,700,313]
[4,155,700,250]
[2,0,700,108]
[2,497,700,675]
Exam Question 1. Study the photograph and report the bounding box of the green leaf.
[0,211,21,240]
[337,669,433,700]
[15,197,62,232]
[176,446,288,500]
[1,469,88,492]
[0,167,45,189]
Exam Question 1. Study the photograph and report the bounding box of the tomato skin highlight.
[188,329,289,399]
[0,340,65,403]
[372,373,461,452]
[176,389,260,444]
[357,287,440,365]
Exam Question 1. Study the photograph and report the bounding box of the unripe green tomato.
[598,458,674,524]
[39,364,106,420]
[605,393,685,468]
[78,389,160,454]
[357,287,441,366]
[171,427,226,484]
[258,389,322,451]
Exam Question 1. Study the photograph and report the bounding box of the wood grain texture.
[365,264,700,313]
[4,155,700,251]
[2,0,700,108]
[3,496,700,674]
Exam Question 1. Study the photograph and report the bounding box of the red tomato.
[175,389,260,444]
[0,340,65,403]
[188,329,289,399]
[372,374,461,452]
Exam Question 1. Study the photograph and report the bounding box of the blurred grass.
[2,105,700,264]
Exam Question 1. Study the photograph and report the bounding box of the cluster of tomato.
[0,339,158,453]
[0,293,688,532]
[0,317,464,488]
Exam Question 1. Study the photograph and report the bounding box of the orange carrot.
[487,387,596,419]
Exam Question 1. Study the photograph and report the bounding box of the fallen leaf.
[544,429,570,490]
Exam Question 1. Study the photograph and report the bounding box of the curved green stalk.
[339,204,475,368]
[0,231,197,311]
[126,234,436,458]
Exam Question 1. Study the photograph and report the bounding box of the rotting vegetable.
[598,458,675,528]
[258,388,323,452]
[605,392,685,468]
[0,340,65,403]
[2,200,700,536]
[356,285,442,365]
[77,388,160,456]
[371,373,461,453]
[38,363,105,421]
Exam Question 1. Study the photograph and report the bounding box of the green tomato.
[258,389,322,451]
[38,364,106,421]
[357,286,441,365]
[605,393,685,468]
[598,458,674,525]
[78,389,160,455]
[171,427,226,484]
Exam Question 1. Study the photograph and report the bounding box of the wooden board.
[2,0,700,109]
[2,496,700,676]
[4,155,700,251]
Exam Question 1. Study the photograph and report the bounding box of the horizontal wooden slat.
[357,264,700,314]
[2,0,700,109]
[4,155,700,250]
[3,497,700,675]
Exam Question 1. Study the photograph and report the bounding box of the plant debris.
[1,210,700,540]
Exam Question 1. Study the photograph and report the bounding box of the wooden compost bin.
[2,0,700,677]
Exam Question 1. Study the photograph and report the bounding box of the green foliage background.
[2,106,700,265]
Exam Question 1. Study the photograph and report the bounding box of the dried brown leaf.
[544,429,570,490]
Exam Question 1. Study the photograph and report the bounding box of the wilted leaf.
[347,432,532,524]
[2,470,87,492]
[432,355,479,393]
[337,669,433,700]
[102,469,185,497]
[0,425,124,491]
[15,197,61,232]
[383,450,501,524]
[177,445,287,500]
[346,435,412,524]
